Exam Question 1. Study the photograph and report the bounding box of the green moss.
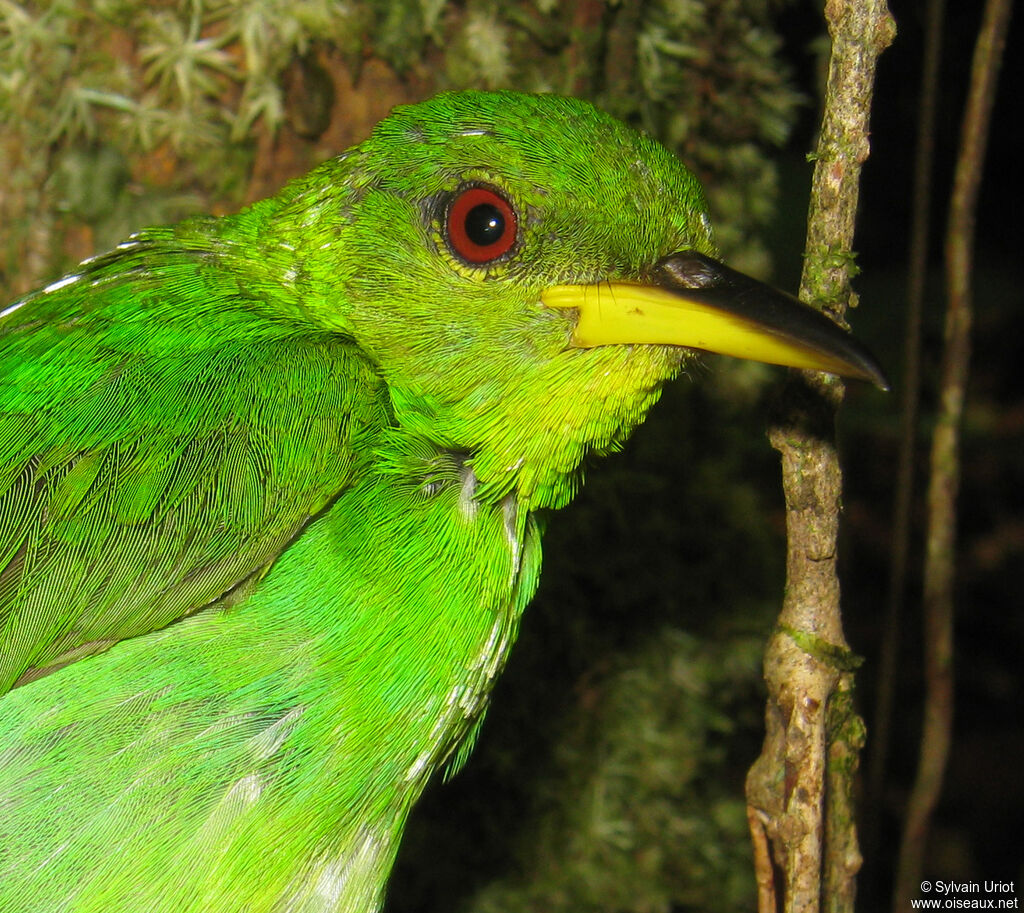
[2,0,802,284]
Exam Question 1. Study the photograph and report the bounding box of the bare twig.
[749,804,778,911]
[892,0,1014,909]
[745,2,894,912]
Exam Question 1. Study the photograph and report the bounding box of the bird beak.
[542,250,889,390]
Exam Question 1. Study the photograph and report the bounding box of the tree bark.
[745,2,894,911]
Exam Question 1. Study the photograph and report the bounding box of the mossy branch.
[745,3,894,912]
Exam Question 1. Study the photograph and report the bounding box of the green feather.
[0,90,878,911]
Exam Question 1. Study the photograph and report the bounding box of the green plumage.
[0,91,876,912]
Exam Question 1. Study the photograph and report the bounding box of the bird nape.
[0,90,884,912]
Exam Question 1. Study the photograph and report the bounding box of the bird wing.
[0,235,382,694]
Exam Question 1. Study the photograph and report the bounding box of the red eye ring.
[445,186,517,264]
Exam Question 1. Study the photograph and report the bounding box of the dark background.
[389,3,1024,910]
[3,1,1020,909]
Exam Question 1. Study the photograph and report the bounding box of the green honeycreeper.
[0,91,884,912]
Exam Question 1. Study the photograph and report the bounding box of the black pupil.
[464,203,504,247]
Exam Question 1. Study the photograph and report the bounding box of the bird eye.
[445,186,517,264]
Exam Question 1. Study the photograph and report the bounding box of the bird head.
[270,91,885,510]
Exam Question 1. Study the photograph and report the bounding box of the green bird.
[0,91,883,912]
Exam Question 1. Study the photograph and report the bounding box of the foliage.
[1,0,800,288]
